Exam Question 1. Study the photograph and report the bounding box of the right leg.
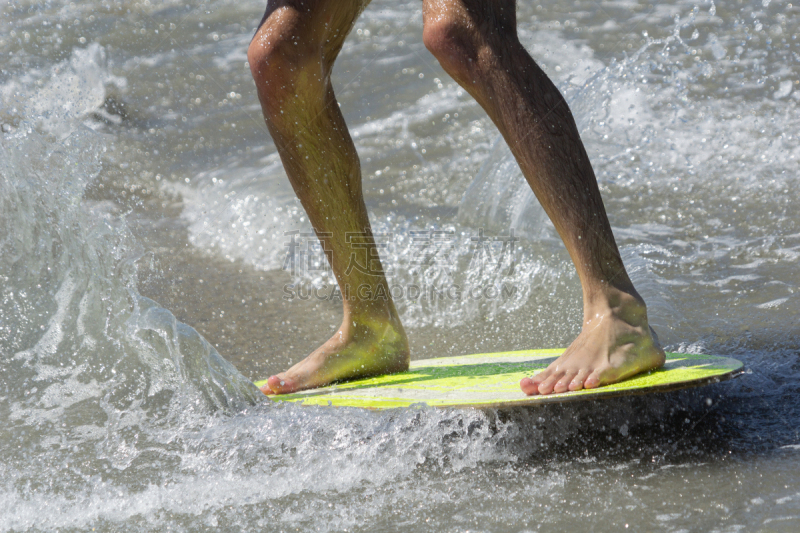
[422,0,664,395]
[248,0,409,394]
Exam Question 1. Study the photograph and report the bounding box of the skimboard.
[254,349,743,410]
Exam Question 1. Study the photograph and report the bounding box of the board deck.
[254,350,744,410]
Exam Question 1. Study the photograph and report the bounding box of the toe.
[530,366,553,387]
[520,377,540,395]
[520,366,553,395]
[553,370,578,394]
[568,369,590,391]
[259,383,274,395]
[583,369,603,389]
[538,371,564,395]
[267,374,297,394]
[586,362,627,390]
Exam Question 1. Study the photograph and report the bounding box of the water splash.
[0,41,264,530]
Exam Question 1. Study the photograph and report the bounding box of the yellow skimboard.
[254,349,743,410]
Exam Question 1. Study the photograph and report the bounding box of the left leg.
[422,0,665,395]
[248,0,409,394]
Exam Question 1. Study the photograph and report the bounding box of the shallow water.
[2,0,800,531]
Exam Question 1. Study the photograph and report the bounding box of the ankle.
[582,284,647,323]
[345,292,403,321]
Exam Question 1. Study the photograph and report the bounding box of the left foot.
[520,289,665,395]
[260,307,409,395]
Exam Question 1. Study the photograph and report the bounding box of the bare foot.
[260,310,409,395]
[520,289,665,395]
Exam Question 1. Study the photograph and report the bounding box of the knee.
[423,4,522,85]
[422,16,478,82]
[247,8,321,107]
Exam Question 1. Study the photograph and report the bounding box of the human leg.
[421,0,665,395]
[248,0,409,394]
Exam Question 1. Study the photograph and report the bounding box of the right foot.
[260,312,410,395]
[520,288,665,395]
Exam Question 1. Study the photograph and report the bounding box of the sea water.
[2,0,800,530]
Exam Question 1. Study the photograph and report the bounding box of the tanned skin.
[247,0,665,396]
